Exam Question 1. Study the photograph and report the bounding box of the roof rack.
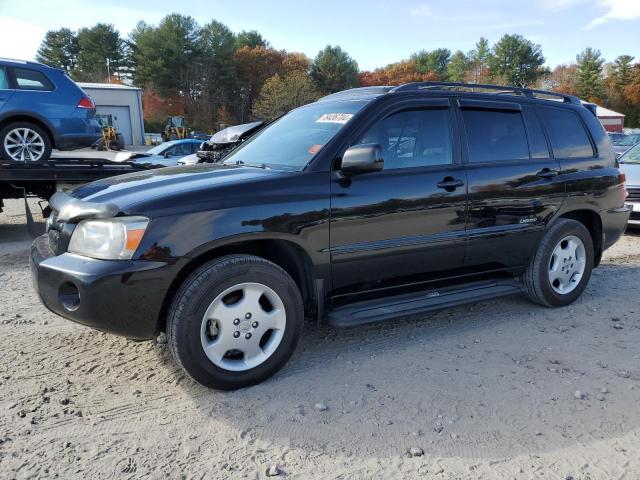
[318,86,394,102]
[390,81,582,105]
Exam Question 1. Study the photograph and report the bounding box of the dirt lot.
[1,198,639,479]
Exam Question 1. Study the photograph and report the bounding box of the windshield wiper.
[229,160,271,169]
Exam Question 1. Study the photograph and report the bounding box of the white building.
[78,83,145,146]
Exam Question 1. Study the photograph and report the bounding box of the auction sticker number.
[316,113,353,124]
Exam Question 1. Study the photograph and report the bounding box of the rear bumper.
[30,234,175,340]
[602,205,631,250]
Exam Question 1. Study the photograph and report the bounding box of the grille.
[48,229,60,253]
[627,188,640,202]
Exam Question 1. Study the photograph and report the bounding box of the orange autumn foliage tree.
[359,60,440,86]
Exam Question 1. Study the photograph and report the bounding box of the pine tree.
[35,28,79,73]
[576,48,605,100]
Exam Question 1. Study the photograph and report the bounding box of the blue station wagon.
[0,58,102,163]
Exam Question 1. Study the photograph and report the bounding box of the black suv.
[30,82,630,390]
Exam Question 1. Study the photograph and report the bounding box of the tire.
[522,219,594,307]
[115,134,125,150]
[0,122,52,163]
[167,255,304,390]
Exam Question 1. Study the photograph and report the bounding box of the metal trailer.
[0,158,155,231]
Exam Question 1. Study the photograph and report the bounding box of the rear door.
[0,66,15,113]
[459,99,564,269]
[329,98,468,293]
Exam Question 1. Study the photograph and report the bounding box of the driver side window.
[355,108,453,169]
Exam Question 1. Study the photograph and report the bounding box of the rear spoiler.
[583,102,598,117]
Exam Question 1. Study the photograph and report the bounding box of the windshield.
[619,134,640,146]
[223,100,367,170]
[146,143,172,155]
[620,143,640,164]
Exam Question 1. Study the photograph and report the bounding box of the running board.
[327,280,523,328]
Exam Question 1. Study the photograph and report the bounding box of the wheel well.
[558,210,603,266]
[0,116,55,148]
[158,240,317,333]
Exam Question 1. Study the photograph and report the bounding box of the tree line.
[36,15,640,130]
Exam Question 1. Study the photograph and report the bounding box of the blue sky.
[0,0,638,70]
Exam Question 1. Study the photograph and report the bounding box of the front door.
[459,100,564,269]
[329,99,468,293]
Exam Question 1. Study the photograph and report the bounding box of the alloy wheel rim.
[548,235,586,295]
[200,282,286,372]
[4,128,46,162]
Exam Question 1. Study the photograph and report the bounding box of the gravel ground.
[1,198,639,479]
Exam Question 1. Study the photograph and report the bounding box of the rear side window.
[13,68,53,91]
[462,109,529,163]
[0,67,9,89]
[538,107,594,158]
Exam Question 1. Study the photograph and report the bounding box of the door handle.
[437,178,464,191]
[536,168,558,179]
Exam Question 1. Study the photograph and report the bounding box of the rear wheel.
[167,255,304,390]
[0,122,52,163]
[522,219,594,307]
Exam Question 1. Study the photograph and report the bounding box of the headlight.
[68,217,149,260]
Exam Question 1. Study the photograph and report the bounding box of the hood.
[620,162,640,188]
[129,154,180,167]
[69,163,286,213]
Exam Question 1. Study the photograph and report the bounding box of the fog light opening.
[59,282,80,311]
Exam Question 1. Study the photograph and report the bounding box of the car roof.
[318,82,584,109]
[0,58,51,69]
[165,139,202,145]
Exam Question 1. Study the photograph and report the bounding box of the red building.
[593,105,625,132]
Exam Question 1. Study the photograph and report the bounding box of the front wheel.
[522,219,594,307]
[166,255,304,390]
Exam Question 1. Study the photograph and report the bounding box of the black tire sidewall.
[169,258,303,390]
[535,221,594,307]
[0,122,52,163]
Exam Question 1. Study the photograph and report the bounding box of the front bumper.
[626,201,640,226]
[30,234,175,340]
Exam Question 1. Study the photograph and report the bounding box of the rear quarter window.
[461,108,529,163]
[538,106,594,158]
[13,67,54,91]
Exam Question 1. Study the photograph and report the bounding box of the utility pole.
[106,58,111,83]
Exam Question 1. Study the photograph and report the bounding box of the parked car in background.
[607,132,625,145]
[115,139,203,167]
[190,131,212,141]
[178,122,265,166]
[195,121,264,164]
[614,133,640,157]
[31,82,629,390]
[0,58,102,163]
[619,142,640,227]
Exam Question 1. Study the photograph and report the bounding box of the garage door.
[96,106,133,145]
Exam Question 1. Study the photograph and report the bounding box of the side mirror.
[615,152,622,160]
[164,151,173,158]
[341,144,383,175]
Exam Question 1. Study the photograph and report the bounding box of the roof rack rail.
[318,86,395,102]
[390,81,582,105]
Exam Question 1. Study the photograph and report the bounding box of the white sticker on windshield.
[316,113,353,124]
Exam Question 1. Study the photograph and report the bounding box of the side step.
[327,280,523,328]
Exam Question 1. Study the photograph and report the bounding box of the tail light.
[620,172,628,201]
[77,96,95,109]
